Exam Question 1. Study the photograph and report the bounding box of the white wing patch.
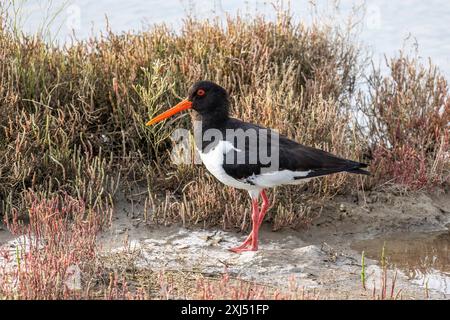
[248,169,312,188]
[197,141,314,190]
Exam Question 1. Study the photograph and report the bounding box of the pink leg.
[258,190,270,225]
[249,198,261,250]
[229,198,259,252]
[229,190,270,253]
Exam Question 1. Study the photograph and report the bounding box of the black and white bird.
[147,81,369,253]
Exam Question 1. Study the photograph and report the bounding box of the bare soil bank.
[98,190,450,299]
[1,190,448,299]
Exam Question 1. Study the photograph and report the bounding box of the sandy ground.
[98,190,450,299]
[1,190,449,299]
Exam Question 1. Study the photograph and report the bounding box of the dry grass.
[0,193,102,299]
[0,9,375,230]
[0,6,449,300]
[0,7,448,228]
[361,56,450,190]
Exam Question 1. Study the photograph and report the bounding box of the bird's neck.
[190,111,228,152]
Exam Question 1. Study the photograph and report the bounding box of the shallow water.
[352,231,450,295]
[8,0,450,79]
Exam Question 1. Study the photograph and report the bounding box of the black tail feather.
[346,167,370,176]
[294,162,370,180]
[346,161,370,175]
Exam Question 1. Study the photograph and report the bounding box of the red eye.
[197,89,206,96]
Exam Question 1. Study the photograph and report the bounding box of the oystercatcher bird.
[147,81,369,253]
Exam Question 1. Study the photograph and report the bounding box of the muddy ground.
[1,190,449,299]
[100,190,450,299]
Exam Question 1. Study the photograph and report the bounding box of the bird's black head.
[187,81,230,122]
[146,80,229,127]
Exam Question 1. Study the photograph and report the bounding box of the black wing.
[221,118,369,180]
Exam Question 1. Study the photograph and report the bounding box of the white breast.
[197,141,258,191]
[248,170,312,188]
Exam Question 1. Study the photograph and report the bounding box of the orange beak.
[146,99,193,126]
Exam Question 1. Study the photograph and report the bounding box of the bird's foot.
[229,235,258,253]
[229,246,258,253]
